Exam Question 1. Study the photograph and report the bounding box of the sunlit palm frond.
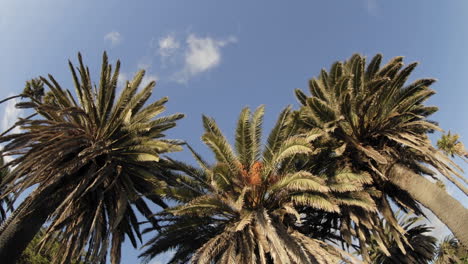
[141,107,371,263]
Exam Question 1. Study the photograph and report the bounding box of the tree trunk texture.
[0,197,55,264]
[0,194,58,263]
[389,163,468,247]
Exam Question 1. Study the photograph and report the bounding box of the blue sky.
[1,1,467,263]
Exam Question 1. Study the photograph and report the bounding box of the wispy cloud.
[173,34,237,83]
[158,34,180,58]
[1,96,23,162]
[133,32,237,84]
[104,31,122,46]
[1,96,23,135]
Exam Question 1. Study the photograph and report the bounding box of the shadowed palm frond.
[0,52,183,264]
[367,211,437,264]
[0,156,12,223]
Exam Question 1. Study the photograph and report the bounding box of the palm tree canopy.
[367,212,437,264]
[0,53,184,263]
[437,132,468,162]
[141,106,375,264]
[293,54,468,250]
[294,53,466,195]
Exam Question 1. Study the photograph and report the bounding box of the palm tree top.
[141,106,374,263]
[295,53,467,197]
[438,131,468,162]
[0,52,184,263]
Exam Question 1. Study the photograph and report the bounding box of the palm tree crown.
[0,53,184,263]
[295,53,465,195]
[141,106,375,263]
[437,132,468,162]
[294,53,468,247]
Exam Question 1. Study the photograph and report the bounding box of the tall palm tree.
[141,106,375,263]
[0,53,184,263]
[294,54,468,246]
[437,132,468,162]
[367,212,437,263]
[434,235,468,264]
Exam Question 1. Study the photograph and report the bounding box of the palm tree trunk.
[0,194,59,263]
[388,164,468,247]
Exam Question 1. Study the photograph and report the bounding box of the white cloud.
[174,34,237,83]
[1,96,23,135]
[1,96,24,163]
[104,31,122,46]
[158,35,180,58]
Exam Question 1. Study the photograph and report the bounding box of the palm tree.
[434,235,468,264]
[367,212,437,263]
[294,54,468,246]
[0,53,184,263]
[141,106,375,263]
[437,132,468,162]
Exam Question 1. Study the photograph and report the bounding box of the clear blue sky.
[1,1,467,263]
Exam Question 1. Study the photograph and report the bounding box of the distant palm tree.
[294,54,468,246]
[0,53,184,264]
[367,212,437,263]
[141,106,374,263]
[434,235,468,264]
[437,132,468,162]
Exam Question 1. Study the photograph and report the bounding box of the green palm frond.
[438,132,468,162]
[141,106,371,263]
[294,53,468,257]
[0,52,183,264]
